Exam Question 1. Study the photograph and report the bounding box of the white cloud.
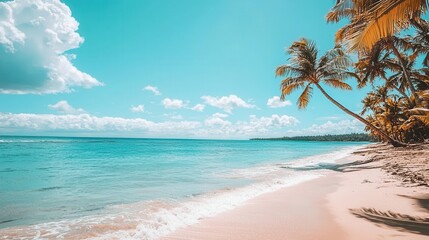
[204,113,231,127]
[143,85,161,96]
[248,114,299,128]
[0,0,102,94]
[0,112,200,134]
[267,96,292,108]
[130,105,145,113]
[201,95,255,113]
[0,112,300,139]
[0,2,24,51]
[212,113,228,118]
[48,100,85,114]
[190,104,205,112]
[287,119,364,136]
[162,98,185,109]
[200,114,298,137]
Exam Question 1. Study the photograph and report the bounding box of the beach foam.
[0,140,367,239]
[285,145,364,168]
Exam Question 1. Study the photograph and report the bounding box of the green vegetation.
[275,1,429,147]
[251,133,374,142]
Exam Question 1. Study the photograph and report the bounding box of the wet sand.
[163,143,429,240]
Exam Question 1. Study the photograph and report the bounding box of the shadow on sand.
[350,199,429,236]
[281,159,379,173]
[285,159,429,236]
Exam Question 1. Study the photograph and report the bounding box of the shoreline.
[163,143,429,240]
[1,143,428,239]
[0,143,362,239]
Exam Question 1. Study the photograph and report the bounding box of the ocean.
[0,136,367,239]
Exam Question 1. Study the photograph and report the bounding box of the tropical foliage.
[327,0,429,144]
[251,133,375,142]
[275,38,405,146]
[326,0,428,52]
[276,0,429,146]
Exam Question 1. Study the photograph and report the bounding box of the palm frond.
[343,0,427,51]
[326,0,356,23]
[297,83,313,109]
[280,77,306,100]
[323,79,353,90]
[275,65,305,77]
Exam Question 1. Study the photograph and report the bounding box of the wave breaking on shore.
[0,145,365,240]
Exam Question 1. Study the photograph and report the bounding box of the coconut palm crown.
[276,38,406,147]
[327,0,428,52]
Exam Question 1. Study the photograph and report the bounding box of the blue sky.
[0,0,367,139]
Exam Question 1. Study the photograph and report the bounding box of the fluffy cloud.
[130,105,145,113]
[0,0,102,94]
[0,112,200,134]
[48,100,85,114]
[287,119,364,136]
[162,98,185,109]
[266,96,292,108]
[190,104,205,112]
[204,113,231,127]
[201,95,255,113]
[143,85,161,96]
[0,112,300,139]
[248,114,299,128]
[200,114,298,137]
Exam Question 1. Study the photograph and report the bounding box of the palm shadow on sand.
[350,196,429,236]
[280,159,379,173]
[283,160,429,236]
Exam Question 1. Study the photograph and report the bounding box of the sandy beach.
[163,143,429,240]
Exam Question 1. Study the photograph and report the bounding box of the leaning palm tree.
[276,38,406,147]
[327,0,428,51]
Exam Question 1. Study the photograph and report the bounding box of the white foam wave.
[0,173,320,240]
[93,173,320,240]
[285,145,365,168]
[220,145,365,179]
[0,144,365,240]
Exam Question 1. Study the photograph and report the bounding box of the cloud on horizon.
[287,119,364,136]
[0,112,301,139]
[0,0,102,94]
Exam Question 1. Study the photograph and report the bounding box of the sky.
[0,0,368,139]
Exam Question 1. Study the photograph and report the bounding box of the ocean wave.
[219,145,364,179]
[283,145,364,168]
[0,173,320,240]
[0,145,364,239]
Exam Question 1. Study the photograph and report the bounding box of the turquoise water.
[0,136,366,239]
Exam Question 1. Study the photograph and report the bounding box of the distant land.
[250,133,375,142]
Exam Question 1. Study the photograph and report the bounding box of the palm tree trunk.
[314,83,406,147]
[387,40,420,105]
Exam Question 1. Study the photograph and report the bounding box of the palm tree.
[355,41,412,104]
[327,1,429,108]
[326,0,428,51]
[276,38,406,147]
